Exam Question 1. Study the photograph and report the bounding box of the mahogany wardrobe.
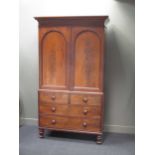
[35,16,108,144]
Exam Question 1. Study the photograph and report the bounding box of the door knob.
[51,96,56,100]
[83,97,88,103]
[51,107,56,112]
[83,122,87,127]
[51,120,56,124]
[83,109,88,115]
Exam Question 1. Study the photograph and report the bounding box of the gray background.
[19,0,135,133]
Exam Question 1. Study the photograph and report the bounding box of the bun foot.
[39,128,45,138]
[96,135,103,144]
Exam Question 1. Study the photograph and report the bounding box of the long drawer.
[39,115,101,132]
[39,103,101,118]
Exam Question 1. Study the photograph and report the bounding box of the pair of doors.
[39,26,104,92]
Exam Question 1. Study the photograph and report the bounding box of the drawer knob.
[83,122,87,127]
[51,107,56,112]
[83,109,88,115]
[83,97,88,103]
[51,96,56,100]
[51,120,56,125]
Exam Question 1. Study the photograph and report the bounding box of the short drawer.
[39,91,68,104]
[70,94,102,105]
[39,115,101,132]
[68,105,101,118]
[39,103,68,115]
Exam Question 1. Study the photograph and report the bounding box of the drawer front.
[39,115,68,129]
[67,117,101,132]
[39,91,68,104]
[39,103,68,115]
[39,115,101,132]
[39,103,101,117]
[70,94,102,105]
[68,105,101,118]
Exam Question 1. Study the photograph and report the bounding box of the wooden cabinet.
[35,16,108,144]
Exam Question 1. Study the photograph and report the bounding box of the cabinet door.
[39,27,70,89]
[71,27,104,91]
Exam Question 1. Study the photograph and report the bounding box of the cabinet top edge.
[34,16,108,27]
[34,16,108,21]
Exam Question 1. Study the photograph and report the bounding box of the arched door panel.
[72,28,103,91]
[40,28,70,89]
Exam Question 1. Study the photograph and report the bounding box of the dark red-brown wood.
[35,16,108,144]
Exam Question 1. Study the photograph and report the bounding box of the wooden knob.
[51,107,56,112]
[83,109,88,115]
[51,120,56,124]
[83,122,87,127]
[83,97,88,103]
[51,96,56,100]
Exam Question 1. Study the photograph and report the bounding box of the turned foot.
[39,128,45,138]
[96,135,103,144]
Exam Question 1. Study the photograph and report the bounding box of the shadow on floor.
[46,130,97,142]
[45,130,115,143]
